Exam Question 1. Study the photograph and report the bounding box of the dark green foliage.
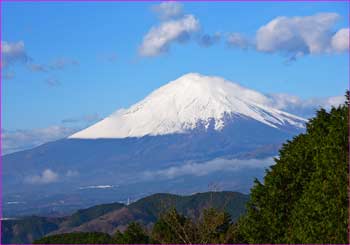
[151,208,197,244]
[237,99,349,243]
[197,208,232,243]
[34,223,150,244]
[111,230,124,243]
[151,207,237,244]
[129,191,248,223]
[112,222,150,244]
[33,232,113,244]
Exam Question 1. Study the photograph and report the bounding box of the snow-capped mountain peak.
[69,73,306,139]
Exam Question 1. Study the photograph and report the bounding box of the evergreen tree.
[151,208,197,244]
[237,94,349,243]
[152,207,237,244]
[197,208,232,243]
[112,222,149,244]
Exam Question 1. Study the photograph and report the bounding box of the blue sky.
[2,1,349,153]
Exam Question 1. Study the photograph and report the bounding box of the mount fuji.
[70,73,305,139]
[3,73,307,217]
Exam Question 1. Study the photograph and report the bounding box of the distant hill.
[2,191,248,244]
[1,216,63,244]
[62,202,126,228]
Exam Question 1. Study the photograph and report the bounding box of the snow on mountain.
[70,73,306,139]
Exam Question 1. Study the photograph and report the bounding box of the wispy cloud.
[226,13,349,60]
[61,113,101,124]
[140,2,221,57]
[1,41,29,67]
[66,170,79,177]
[226,33,252,49]
[25,169,79,184]
[25,169,59,184]
[331,28,349,52]
[2,126,78,155]
[79,185,113,190]
[196,33,221,47]
[49,57,79,70]
[142,157,275,180]
[267,94,345,118]
[139,14,200,56]
[152,1,184,20]
[2,40,79,87]
[141,7,348,59]
[45,77,60,86]
[27,58,79,73]
[2,112,102,155]
[27,63,48,72]
[256,13,346,57]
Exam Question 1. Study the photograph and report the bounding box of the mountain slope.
[2,191,249,244]
[1,216,64,244]
[62,203,126,228]
[51,191,249,235]
[70,73,305,139]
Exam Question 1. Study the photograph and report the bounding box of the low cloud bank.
[2,126,78,155]
[142,157,275,180]
[25,169,59,184]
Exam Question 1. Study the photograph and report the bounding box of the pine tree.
[237,94,349,243]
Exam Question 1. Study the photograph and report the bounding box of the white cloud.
[3,113,102,155]
[27,58,79,73]
[331,28,349,52]
[1,41,28,67]
[227,33,251,49]
[152,2,184,20]
[326,95,345,107]
[139,15,200,56]
[267,93,345,118]
[25,169,59,184]
[1,40,79,85]
[140,11,348,58]
[2,126,78,155]
[142,157,274,180]
[66,170,79,177]
[27,63,47,72]
[196,33,221,47]
[45,77,60,86]
[224,13,348,59]
[79,185,113,190]
[140,2,224,56]
[61,113,101,124]
[255,13,347,57]
[49,57,79,70]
